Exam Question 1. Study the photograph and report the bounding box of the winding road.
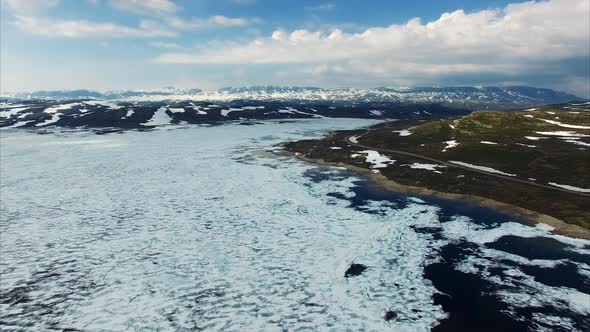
[345,128,590,198]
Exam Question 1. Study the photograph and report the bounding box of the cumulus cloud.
[157,0,588,65]
[154,0,589,95]
[14,15,176,38]
[110,0,178,16]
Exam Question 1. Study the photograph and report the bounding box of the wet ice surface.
[1,119,589,331]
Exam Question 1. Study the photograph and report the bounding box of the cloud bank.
[1,0,261,38]
[154,0,589,96]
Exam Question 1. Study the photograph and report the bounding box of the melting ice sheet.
[0,119,589,331]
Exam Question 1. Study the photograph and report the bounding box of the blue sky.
[1,0,589,96]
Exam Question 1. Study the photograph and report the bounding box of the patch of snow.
[0,107,29,118]
[535,131,590,137]
[523,114,534,118]
[357,150,395,168]
[369,110,383,116]
[537,118,590,129]
[442,140,459,152]
[516,143,536,148]
[44,102,81,114]
[450,161,516,177]
[406,163,446,174]
[221,107,245,116]
[123,109,134,118]
[330,147,342,150]
[192,107,207,115]
[35,114,62,127]
[480,141,498,145]
[18,112,34,119]
[144,107,170,126]
[564,140,590,147]
[393,129,412,136]
[5,120,35,128]
[168,108,185,113]
[349,136,359,144]
[83,100,123,109]
[548,182,590,193]
[525,136,547,141]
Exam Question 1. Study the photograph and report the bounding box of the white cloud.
[14,15,176,38]
[1,0,59,14]
[166,15,262,30]
[154,0,590,95]
[158,0,589,65]
[149,41,182,49]
[110,0,178,16]
[305,3,336,11]
[155,0,589,88]
[108,0,261,30]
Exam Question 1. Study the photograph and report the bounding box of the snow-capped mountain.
[1,86,585,132]
[1,86,582,109]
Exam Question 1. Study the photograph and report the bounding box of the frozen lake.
[1,120,589,331]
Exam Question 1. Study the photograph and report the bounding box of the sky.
[1,0,589,97]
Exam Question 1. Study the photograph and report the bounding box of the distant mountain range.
[1,86,583,110]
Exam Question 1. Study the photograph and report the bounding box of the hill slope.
[284,102,590,235]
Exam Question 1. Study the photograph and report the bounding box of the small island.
[283,102,590,239]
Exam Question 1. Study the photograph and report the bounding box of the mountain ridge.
[1,86,583,109]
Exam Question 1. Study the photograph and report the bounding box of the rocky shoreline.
[276,149,590,240]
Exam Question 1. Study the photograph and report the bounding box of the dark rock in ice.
[345,263,367,278]
[384,310,398,321]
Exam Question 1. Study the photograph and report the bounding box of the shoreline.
[277,150,590,240]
